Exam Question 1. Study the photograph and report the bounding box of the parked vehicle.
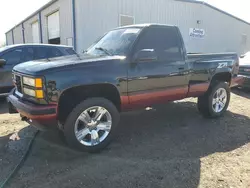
[0,44,76,97]
[8,24,240,152]
[238,51,250,88]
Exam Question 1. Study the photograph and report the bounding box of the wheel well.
[57,84,121,124]
[211,72,232,84]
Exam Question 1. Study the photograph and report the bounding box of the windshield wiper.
[95,47,112,56]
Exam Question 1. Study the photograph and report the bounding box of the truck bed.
[187,52,238,62]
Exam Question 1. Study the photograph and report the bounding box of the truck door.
[127,26,189,107]
[0,48,23,94]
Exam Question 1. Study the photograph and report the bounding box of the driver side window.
[134,27,183,62]
[1,49,23,65]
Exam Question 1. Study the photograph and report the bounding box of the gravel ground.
[0,101,37,187]
[0,89,250,188]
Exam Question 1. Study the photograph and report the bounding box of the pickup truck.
[8,24,240,152]
[238,51,250,88]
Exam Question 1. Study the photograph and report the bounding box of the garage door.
[47,11,60,44]
[32,21,40,43]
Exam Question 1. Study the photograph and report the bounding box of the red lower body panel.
[121,83,212,111]
[187,82,210,97]
[121,86,188,110]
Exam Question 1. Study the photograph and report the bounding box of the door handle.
[178,67,189,75]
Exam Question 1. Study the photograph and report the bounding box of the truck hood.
[13,54,125,75]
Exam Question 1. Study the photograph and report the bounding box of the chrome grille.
[239,67,250,76]
[14,75,23,94]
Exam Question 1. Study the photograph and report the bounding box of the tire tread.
[63,97,120,153]
[197,82,230,118]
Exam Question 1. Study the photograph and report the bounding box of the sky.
[0,0,249,45]
[0,0,50,45]
[205,0,250,22]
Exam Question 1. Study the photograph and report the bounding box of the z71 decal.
[217,62,228,68]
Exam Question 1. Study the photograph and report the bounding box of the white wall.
[31,21,40,43]
[12,24,24,44]
[41,0,73,45]
[74,0,206,53]
[75,0,119,52]
[6,0,250,55]
[23,14,40,43]
[6,31,13,45]
[59,0,73,46]
[41,1,60,44]
[75,0,250,55]
[200,3,250,54]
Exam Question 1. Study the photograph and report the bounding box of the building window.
[48,38,60,45]
[119,14,135,27]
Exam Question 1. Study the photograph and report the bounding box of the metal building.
[5,0,250,55]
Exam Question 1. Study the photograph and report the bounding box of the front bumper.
[238,75,250,88]
[7,90,58,130]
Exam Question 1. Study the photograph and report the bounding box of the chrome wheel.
[74,106,112,146]
[212,88,227,113]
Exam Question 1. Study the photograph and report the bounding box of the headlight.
[23,88,44,99]
[23,88,36,97]
[23,77,43,87]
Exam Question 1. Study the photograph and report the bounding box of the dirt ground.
[0,89,250,188]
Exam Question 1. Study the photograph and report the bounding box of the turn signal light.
[35,78,43,88]
[36,90,44,99]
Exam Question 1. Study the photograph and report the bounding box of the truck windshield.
[87,28,141,56]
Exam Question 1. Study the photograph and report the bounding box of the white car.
[239,52,250,88]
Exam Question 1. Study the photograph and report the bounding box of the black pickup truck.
[8,24,240,152]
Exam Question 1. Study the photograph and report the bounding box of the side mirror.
[0,59,6,67]
[133,49,157,63]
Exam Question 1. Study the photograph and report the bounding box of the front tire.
[198,82,230,118]
[63,98,120,153]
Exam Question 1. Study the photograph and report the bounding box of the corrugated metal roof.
[5,0,58,34]
[175,0,250,26]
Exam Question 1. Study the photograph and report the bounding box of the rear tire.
[63,98,120,153]
[197,82,230,118]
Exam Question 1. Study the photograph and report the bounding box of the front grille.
[244,78,250,85]
[15,75,23,94]
[239,67,250,76]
